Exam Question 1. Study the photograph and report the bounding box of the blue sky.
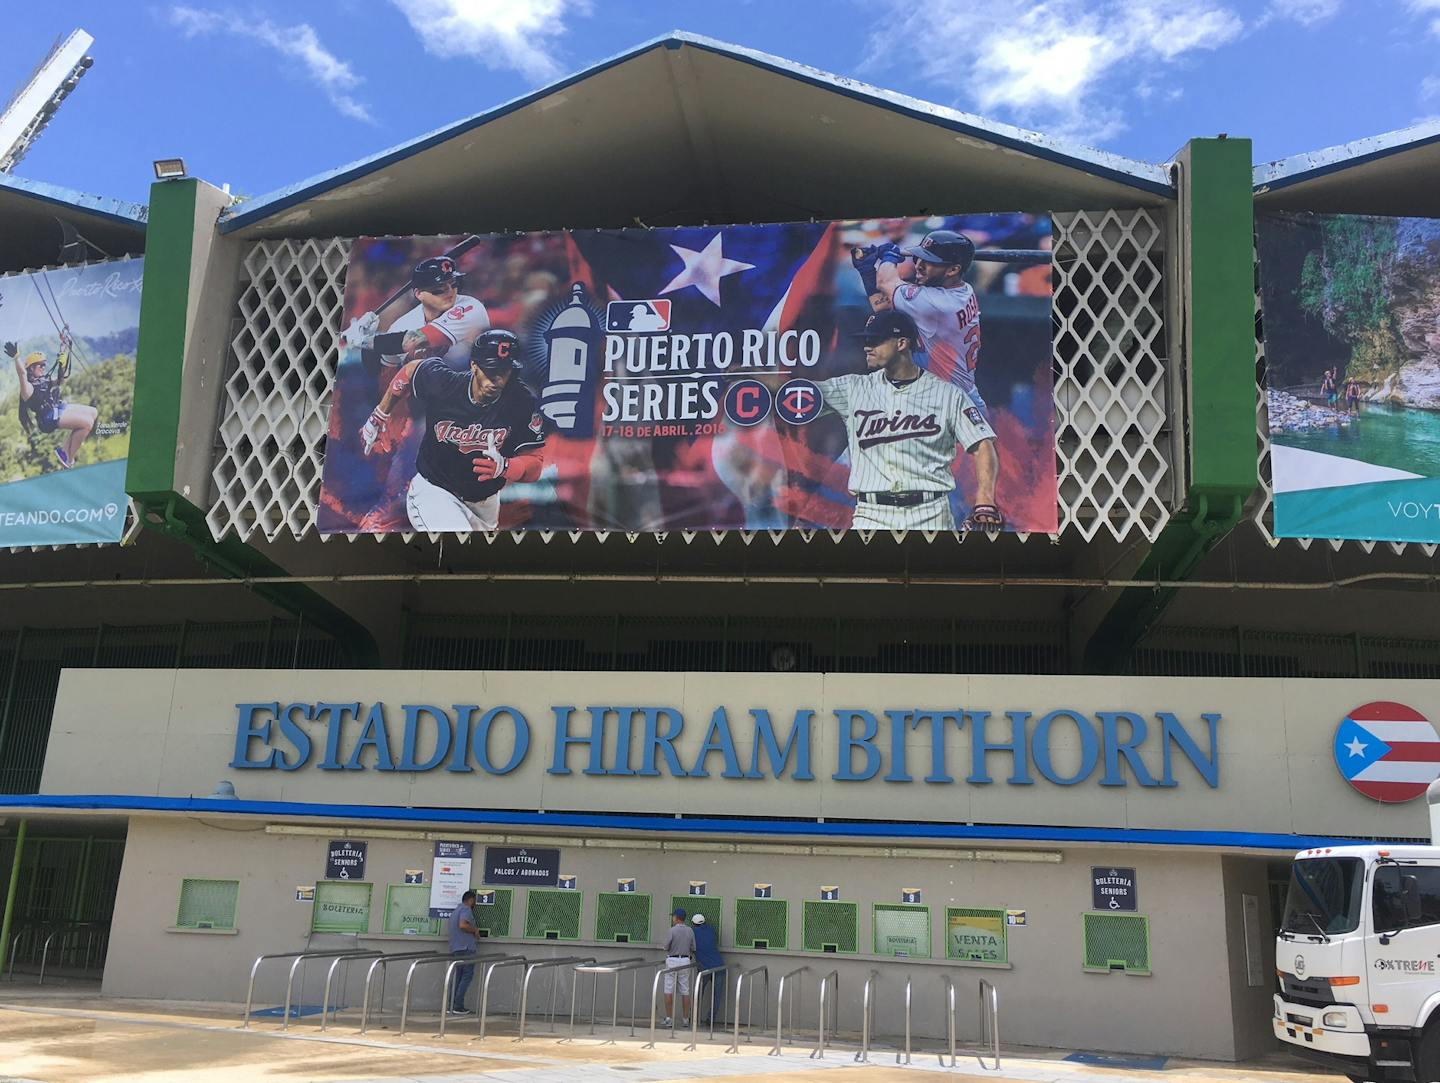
[9,1,1440,205]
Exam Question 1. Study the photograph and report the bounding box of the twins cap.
[851,310,919,344]
[903,228,976,270]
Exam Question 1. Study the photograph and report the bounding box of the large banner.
[0,258,141,547]
[1259,213,1440,542]
[319,215,1057,534]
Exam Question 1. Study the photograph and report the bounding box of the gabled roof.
[221,31,1173,239]
[1254,120,1440,215]
[0,171,147,273]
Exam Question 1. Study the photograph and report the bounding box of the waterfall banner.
[317,216,1057,535]
[1259,213,1440,543]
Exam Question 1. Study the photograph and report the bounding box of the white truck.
[1274,783,1440,1082]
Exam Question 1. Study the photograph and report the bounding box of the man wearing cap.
[690,913,725,1025]
[342,255,490,371]
[661,908,695,1027]
[852,228,986,413]
[806,310,1001,532]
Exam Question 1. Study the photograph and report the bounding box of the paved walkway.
[0,991,1342,1083]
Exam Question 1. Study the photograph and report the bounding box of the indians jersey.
[412,359,546,503]
[891,282,982,405]
[818,369,995,495]
[384,295,489,368]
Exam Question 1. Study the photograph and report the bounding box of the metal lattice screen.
[474,888,513,938]
[735,898,788,949]
[524,888,582,940]
[312,881,372,935]
[1082,912,1150,973]
[176,879,239,929]
[945,906,1008,964]
[595,892,651,943]
[211,213,1174,542]
[671,895,722,938]
[802,900,858,953]
[382,884,440,936]
[873,903,931,958]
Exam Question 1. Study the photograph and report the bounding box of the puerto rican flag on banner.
[1334,701,1440,803]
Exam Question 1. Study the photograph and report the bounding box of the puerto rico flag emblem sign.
[1334,701,1440,803]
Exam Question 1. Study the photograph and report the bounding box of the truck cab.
[1274,844,1440,1082]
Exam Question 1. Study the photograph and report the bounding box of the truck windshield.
[1283,858,1364,936]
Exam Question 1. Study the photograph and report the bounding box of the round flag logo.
[1334,701,1440,803]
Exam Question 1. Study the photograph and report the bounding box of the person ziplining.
[7,331,97,469]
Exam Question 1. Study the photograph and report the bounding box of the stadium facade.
[2,31,1439,1062]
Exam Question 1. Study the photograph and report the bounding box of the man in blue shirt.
[691,913,725,1025]
[446,890,479,1014]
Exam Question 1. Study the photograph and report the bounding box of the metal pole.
[0,819,28,975]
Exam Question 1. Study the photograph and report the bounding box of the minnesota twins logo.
[775,379,822,425]
[724,379,772,427]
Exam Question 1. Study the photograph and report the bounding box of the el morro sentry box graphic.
[318,216,1057,535]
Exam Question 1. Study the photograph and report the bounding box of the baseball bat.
[970,249,1052,265]
[373,234,485,316]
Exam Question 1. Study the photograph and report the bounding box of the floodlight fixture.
[153,158,187,181]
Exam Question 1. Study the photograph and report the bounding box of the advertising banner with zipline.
[0,258,142,546]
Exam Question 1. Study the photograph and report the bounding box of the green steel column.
[1084,138,1259,672]
[0,819,28,974]
[126,179,378,667]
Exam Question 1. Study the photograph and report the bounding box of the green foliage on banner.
[1297,217,1404,379]
[0,350,134,483]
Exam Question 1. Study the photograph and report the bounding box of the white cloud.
[1265,0,1341,24]
[389,0,590,84]
[1407,0,1440,35]
[865,0,1244,144]
[169,7,373,122]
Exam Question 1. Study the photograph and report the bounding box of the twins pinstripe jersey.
[891,281,984,408]
[383,295,489,368]
[818,369,995,529]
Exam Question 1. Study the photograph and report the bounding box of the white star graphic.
[659,234,755,307]
[1345,736,1367,757]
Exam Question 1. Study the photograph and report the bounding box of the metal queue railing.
[398,951,508,1037]
[726,963,769,1053]
[565,957,653,1041]
[38,922,109,984]
[358,950,449,1032]
[475,955,528,1041]
[685,964,728,1051]
[243,949,374,1028]
[515,956,596,1039]
[897,972,913,1064]
[437,954,526,1038]
[643,959,699,1049]
[808,969,839,1059]
[768,964,811,1056]
[855,969,880,1063]
[319,950,386,1030]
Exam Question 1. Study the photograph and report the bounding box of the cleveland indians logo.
[776,379,822,424]
[433,421,508,454]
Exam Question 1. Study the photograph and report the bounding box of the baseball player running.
[851,229,985,411]
[361,329,549,532]
[815,311,1001,531]
[342,256,489,369]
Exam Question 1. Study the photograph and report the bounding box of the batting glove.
[360,406,389,457]
[963,504,1005,533]
[850,245,881,295]
[874,242,906,265]
[341,310,380,352]
[471,447,508,483]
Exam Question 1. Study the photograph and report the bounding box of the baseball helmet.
[850,310,919,345]
[470,329,521,373]
[904,229,975,272]
[411,256,464,291]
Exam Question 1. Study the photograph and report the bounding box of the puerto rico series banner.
[1259,213,1440,542]
[0,258,142,547]
[318,215,1057,535]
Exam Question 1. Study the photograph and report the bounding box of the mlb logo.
[902,888,921,904]
[776,379,823,425]
[753,883,772,899]
[559,874,578,890]
[477,891,496,906]
[607,299,671,333]
[617,878,637,893]
[689,881,707,896]
[820,886,840,901]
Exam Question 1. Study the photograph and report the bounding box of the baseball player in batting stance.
[341,256,489,370]
[851,229,986,413]
[814,310,1001,532]
[360,329,549,531]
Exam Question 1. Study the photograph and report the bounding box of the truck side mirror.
[1402,875,1423,922]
